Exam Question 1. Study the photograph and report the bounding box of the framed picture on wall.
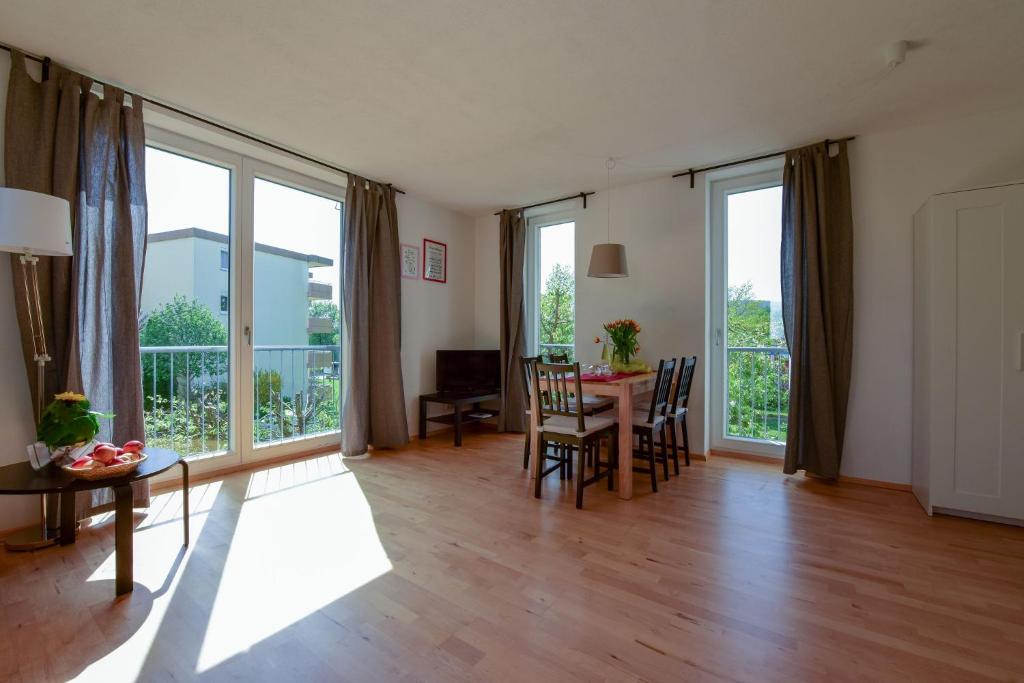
[400,243,420,279]
[423,238,447,283]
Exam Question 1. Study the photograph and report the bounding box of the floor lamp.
[0,187,73,551]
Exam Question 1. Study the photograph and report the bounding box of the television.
[436,350,500,395]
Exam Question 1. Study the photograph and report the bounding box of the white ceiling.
[2,1,1023,215]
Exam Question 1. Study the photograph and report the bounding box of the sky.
[727,185,783,302]
[539,221,574,290]
[145,147,342,307]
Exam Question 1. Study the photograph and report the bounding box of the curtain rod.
[672,136,856,187]
[0,42,406,194]
[494,191,595,216]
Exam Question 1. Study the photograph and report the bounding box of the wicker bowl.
[62,452,148,481]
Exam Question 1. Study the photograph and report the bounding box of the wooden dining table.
[529,371,657,500]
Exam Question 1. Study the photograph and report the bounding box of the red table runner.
[578,371,647,382]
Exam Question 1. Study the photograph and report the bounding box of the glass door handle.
[244,325,252,346]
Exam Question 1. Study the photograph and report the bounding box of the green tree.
[726,281,789,442]
[308,300,340,346]
[140,294,227,347]
[539,264,574,348]
[727,282,771,347]
[139,295,227,417]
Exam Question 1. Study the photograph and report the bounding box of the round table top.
[0,447,182,495]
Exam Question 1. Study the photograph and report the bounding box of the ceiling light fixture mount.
[587,157,628,278]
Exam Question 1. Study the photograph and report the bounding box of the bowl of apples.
[62,440,147,480]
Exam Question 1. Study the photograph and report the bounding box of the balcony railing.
[140,344,341,457]
[726,346,790,443]
[538,342,574,362]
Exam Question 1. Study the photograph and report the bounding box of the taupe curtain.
[781,141,854,479]
[498,209,526,432]
[5,52,149,514]
[341,176,408,456]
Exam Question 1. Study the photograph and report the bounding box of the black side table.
[0,447,188,596]
[419,392,500,446]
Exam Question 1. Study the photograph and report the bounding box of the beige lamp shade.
[587,243,628,278]
[0,187,73,256]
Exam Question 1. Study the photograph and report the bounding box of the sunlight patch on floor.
[197,465,391,672]
[244,452,349,500]
[74,482,222,682]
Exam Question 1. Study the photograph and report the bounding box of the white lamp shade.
[587,243,628,278]
[0,187,73,256]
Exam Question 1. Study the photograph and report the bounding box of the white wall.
[474,101,1024,485]
[398,194,477,436]
[843,102,1024,484]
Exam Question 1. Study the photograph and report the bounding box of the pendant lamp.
[587,158,628,277]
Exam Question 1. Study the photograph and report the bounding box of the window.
[709,168,788,457]
[141,128,344,464]
[141,145,233,457]
[528,216,576,361]
[252,177,341,447]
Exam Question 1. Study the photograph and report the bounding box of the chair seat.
[539,414,616,438]
[666,406,687,419]
[632,410,665,429]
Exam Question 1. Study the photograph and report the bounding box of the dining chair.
[547,350,615,416]
[532,361,618,508]
[623,358,676,493]
[666,356,698,473]
[521,356,565,472]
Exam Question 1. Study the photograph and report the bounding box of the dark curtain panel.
[781,141,854,479]
[498,209,526,432]
[5,52,149,514]
[341,176,408,456]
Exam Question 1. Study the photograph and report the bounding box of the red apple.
[71,456,94,470]
[122,440,144,453]
[92,445,118,466]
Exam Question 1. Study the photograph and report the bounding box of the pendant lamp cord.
[605,157,615,243]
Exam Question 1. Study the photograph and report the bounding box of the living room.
[1,2,1022,681]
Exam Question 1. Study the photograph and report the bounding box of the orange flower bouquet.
[603,319,641,365]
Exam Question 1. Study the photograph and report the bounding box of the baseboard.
[834,475,912,492]
[413,422,499,441]
[0,521,37,541]
[710,448,780,464]
[710,449,911,492]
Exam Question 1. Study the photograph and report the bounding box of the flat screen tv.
[436,350,500,395]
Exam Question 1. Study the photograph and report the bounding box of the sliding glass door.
[141,129,343,468]
[251,171,342,450]
[709,169,788,457]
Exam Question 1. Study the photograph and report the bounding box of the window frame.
[144,125,347,475]
[708,165,786,458]
[525,209,577,361]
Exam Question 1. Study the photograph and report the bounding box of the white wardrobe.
[913,181,1024,524]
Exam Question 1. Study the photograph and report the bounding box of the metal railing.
[726,346,790,442]
[538,342,575,361]
[140,344,341,457]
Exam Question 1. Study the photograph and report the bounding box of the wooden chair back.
[669,356,698,414]
[531,361,586,434]
[644,358,677,425]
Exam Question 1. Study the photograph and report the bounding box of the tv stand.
[418,391,500,447]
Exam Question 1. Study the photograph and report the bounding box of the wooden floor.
[2,431,1023,682]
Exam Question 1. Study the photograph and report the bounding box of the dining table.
[529,370,658,500]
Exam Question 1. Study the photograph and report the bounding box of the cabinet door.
[934,184,1024,519]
